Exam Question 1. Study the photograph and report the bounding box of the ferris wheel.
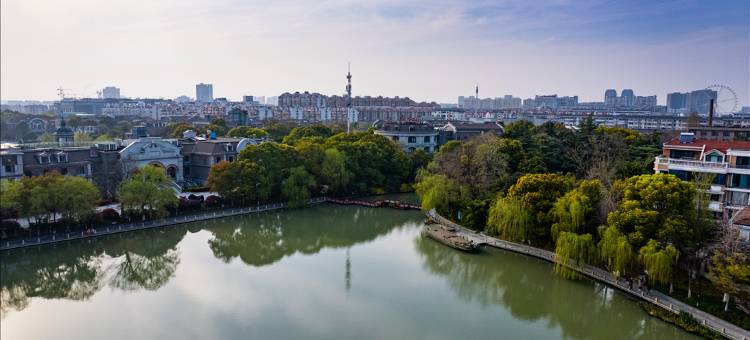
[704,84,739,115]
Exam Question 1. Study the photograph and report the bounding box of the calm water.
[1,204,697,340]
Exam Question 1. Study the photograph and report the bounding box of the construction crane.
[56,87,74,100]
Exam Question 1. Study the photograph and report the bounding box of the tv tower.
[475,85,479,116]
[346,63,352,134]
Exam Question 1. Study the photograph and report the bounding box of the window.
[424,147,430,152]
[183,155,190,162]
[423,136,430,143]
[731,174,750,189]
[408,136,416,143]
[228,156,234,162]
[391,136,399,141]
[4,163,13,173]
[704,152,722,163]
[215,157,222,163]
[57,153,68,163]
[669,150,696,160]
[736,156,750,169]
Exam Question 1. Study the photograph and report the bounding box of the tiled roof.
[664,138,750,153]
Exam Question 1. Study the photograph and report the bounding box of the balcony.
[654,156,728,174]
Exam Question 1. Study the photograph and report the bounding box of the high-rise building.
[196,83,214,103]
[621,89,635,107]
[243,95,254,104]
[687,89,717,115]
[102,86,121,99]
[604,89,617,106]
[667,92,688,112]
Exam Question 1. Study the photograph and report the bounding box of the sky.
[2,0,749,106]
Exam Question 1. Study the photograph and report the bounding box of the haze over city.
[2,0,749,105]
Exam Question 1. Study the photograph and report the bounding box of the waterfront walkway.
[427,209,750,340]
[0,198,327,251]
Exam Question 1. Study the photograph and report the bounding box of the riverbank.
[0,198,327,251]
[426,209,750,340]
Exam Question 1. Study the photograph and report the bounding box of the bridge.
[426,209,750,340]
[325,198,421,210]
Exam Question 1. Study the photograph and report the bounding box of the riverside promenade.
[0,197,327,251]
[427,209,750,340]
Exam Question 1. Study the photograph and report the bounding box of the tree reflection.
[415,237,682,340]
[0,227,186,317]
[205,205,421,267]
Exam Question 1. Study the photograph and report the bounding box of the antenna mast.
[346,63,352,134]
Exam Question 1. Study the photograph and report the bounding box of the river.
[0,204,698,339]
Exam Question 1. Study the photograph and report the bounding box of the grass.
[640,302,724,339]
[651,268,750,330]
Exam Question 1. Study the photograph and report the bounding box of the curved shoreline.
[426,209,750,340]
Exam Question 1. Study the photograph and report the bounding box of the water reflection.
[414,236,696,340]
[1,227,187,317]
[0,205,421,318]
[205,205,420,267]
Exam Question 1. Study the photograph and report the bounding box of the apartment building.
[654,132,750,241]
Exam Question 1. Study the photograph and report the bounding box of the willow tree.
[550,179,601,240]
[598,226,635,278]
[415,173,459,216]
[638,240,679,287]
[486,197,532,243]
[554,232,597,279]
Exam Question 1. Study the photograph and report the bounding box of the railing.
[655,156,729,170]
[427,209,750,340]
[0,197,327,251]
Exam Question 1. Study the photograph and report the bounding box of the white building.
[119,137,183,182]
[373,121,438,153]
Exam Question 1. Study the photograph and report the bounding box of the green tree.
[283,124,333,145]
[38,133,55,142]
[607,174,698,249]
[94,134,112,141]
[638,240,679,286]
[551,179,601,240]
[415,173,460,216]
[506,173,574,242]
[281,166,316,207]
[264,121,295,142]
[57,176,99,223]
[227,126,268,138]
[598,226,635,277]
[168,123,193,138]
[74,132,92,142]
[554,232,597,279]
[320,148,352,195]
[118,166,178,219]
[207,160,271,205]
[486,196,533,242]
[710,251,750,312]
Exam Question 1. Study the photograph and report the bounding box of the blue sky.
[1,0,748,106]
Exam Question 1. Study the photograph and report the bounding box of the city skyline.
[1,0,749,106]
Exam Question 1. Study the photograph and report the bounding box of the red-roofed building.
[654,132,750,241]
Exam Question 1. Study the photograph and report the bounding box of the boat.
[423,224,479,252]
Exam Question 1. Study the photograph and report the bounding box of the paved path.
[427,209,750,340]
[1,198,327,251]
